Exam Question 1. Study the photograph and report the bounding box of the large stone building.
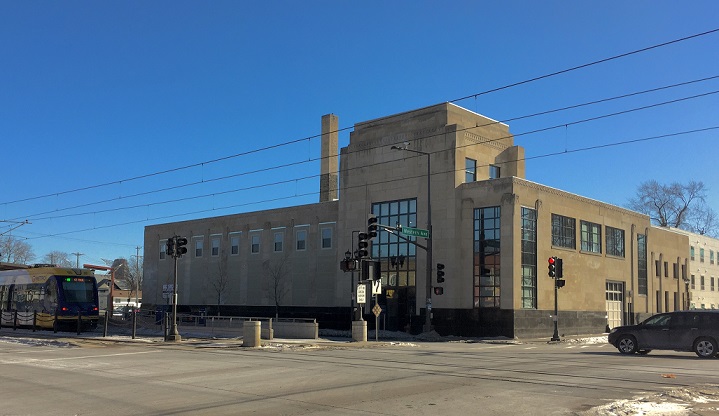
[143,103,691,338]
[669,228,719,309]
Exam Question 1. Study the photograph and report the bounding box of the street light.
[391,144,433,333]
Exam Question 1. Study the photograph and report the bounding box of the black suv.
[608,310,719,358]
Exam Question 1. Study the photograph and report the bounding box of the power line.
[16,125,719,241]
[12,77,719,222]
[15,89,719,223]
[3,27,717,207]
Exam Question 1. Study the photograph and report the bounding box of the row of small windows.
[690,275,718,292]
[551,214,625,257]
[159,226,334,260]
[690,246,717,264]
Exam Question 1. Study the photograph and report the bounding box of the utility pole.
[135,246,142,309]
[71,252,84,268]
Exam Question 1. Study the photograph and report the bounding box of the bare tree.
[0,235,35,264]
[627,180,714,234]
[211,251,230,315]
[42,251,73,267]
[686,202,719,238]
[263,256,291,319]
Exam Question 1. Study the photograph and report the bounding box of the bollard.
[33,310,37,332]
[242,320,261,348]
[54,309,59,333]
[132,309,137,339]
[103,311,109,337]
[13,310,18,331]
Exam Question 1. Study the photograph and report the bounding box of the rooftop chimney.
[320,114,338,202]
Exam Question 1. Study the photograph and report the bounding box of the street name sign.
[400,226,430,238]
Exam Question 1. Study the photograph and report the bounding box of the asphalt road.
[0,333,718,415]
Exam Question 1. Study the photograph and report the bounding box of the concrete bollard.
[243,320,261,348]
[352,320,367,342]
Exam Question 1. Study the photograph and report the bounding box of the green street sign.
[401,226,430,238]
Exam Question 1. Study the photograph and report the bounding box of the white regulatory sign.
[357,284,366,304]
[371,280,382,295]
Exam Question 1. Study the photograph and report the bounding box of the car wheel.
[694,337,718,358]
[637,350,651,355]
[617,335,638,354]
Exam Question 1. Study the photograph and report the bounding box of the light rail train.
[0,265,99,330]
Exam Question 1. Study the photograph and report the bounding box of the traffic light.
[357,232,369,258]
[436,263,445,283]
[434,287,444,295]
[165,238,175,257]
[548,256,556,278]
[175,237,188,258]
[367,215,378,239]
[556,258,563,279]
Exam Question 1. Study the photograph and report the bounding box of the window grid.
[474,206,501,308]
[251,234,260,254]
[637,234,647,295]
[159,241,166,260]
[551,214,576,249]
[371,199,418,289]
[605,226,625,257]
[194,238,203,257]
[580,220,601,253]
[521,207,537,309]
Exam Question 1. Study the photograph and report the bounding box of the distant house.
[96,275,142,312]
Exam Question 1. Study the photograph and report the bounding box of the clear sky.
[1,1,718,266]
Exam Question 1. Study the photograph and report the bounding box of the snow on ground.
[581,385,719,416]
[0,335,76,348]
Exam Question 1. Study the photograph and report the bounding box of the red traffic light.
[548,257,555,265]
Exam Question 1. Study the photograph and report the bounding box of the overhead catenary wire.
[16,123,719,239]
[2,27,718,207]
[12,79,719,222]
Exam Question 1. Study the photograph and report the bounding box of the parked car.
[608,310,719,358]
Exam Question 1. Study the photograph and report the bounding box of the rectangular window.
[251,234,260,254]
[489,165,500,179]
[230,233,240,255]
[691,246,695,260]
[521,207,537,309]
[159,241,166,260]
[296,229,307,251]
[700,248,705,263]
[655,260,661,277]
[474,206,501,308]
[711,250,715,265]
[701,275,706,291]
[664,261,668,278]
[321,227,332,249]
[465,158,477,183]
[637,234,647,295]
[371,198,418,288]
[194,238,203,257]
[274,232,284,252]
[712,277,715,292]
[605,226,625,257]
[691,275,696,290]
[580,220,601,253]
[551,214,576,249]
[211,235,220,257]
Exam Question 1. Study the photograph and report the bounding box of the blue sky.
[1,1,718,265]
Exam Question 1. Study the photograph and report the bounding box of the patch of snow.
[0,336,75,348]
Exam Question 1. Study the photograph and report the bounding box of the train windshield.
[59,278,96,303]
